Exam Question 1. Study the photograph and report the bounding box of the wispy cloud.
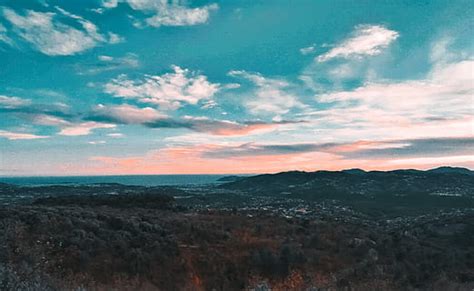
[0,96,116,137]
[33,114,115,136]
[2,6,122,56]
[88,140,106,145]
[228,70,305,116]
[317,24,399,62]
[100,0,218,28]
[107,132,124,138]
[0,95,31,108]
[300,44,316,55]
[87,103,304,136]
[196,137,474,162]
[76,53,140,75]
[61,123,114,136]
[0,96,72,121]
[172,118,305,136]
[1,95,301,138]
[0,22,13,45]
[104,65,220,109]
[340,137,474,160]
[89,104,167,124]
[0,130,48,140]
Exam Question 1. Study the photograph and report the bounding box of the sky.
[0,0,473,176]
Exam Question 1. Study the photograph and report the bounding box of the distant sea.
[0,175,229,187]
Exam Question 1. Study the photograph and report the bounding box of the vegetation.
[1,193,473,290]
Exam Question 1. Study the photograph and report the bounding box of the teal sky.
[0,0,473,175]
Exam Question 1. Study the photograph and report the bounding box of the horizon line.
[0,165,471,178]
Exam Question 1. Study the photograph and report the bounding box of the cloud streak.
[317,24,399,62]
[201,137,474,160]
[76,53,140,75]
[0,130,48,140]
[0,95,31,108]
[87,104,305,136]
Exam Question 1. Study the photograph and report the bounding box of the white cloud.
[300,45,316,55]
[0,130,48,140]
[104,65,220,109]
[229,70,305,116]
[327,63,355,79]
[145,3,218,27]
[201,99,217,109]
[88,140,106,145]
[306,58,474,143]
[93,104,166,124]
[2,7,122,56]
[101,0,218,28]
[319,60,473,116]
[107,32,124,44]
[317,24,399,62]
[98,55,113,61]
[102,0,119,9]
[0,95,31,108]
[107,132,124,138]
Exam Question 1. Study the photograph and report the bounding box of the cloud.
[317,24,399,62]
[76,53,140,75]
[0,130,48,140]
[318,60,473,120]
[32,114,115,136]
[0,22,13,45]
[58,122,115,136]
[200,136,474,160]
[104,65,220,109]
[2,6,122,56]
[340,137,474,160]
[88,140,106,145]
[98,55,113,61]
[107,132,124,138]
[1,96,297,137]
[102,0,119,9]
[101,0,218,28]
[300,45,316,55]
[202,142,326,159]
[0,97,72,121]
[86,103,303,136]
[176,118,305,136]
[107,32,123,44]
[296,38,474,146]
[228,70,305,116]
[89,104,166,124]
[0,95,31,108]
